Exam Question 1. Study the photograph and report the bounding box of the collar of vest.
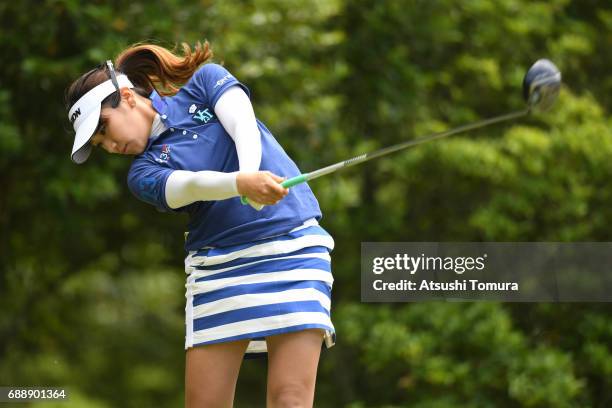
[149,89,171,121]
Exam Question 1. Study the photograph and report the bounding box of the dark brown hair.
[64,40,213,112]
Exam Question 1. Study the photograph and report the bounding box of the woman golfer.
[65,41,336,407]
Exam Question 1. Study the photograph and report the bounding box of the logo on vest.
[138,177,159,202]
[155,144,171,164]
[214,74,232,89]
[189,104,197,114]
[193,108,215,124]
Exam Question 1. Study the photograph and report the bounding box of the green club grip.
[240,173,309,207]
[280,174,308,188]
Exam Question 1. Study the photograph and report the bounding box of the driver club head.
[523,59,562,112]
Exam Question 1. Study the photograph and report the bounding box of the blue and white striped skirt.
[184,219,336,359]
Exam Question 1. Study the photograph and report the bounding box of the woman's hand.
[236,171,288,205]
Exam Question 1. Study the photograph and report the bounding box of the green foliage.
[1,0,611,407]
[334,302,588,407]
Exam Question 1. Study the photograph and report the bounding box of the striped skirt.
[184,219,336,359]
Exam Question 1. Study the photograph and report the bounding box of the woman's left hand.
[236,171,288,205]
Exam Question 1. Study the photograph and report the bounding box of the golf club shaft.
[242,108,530,207]
[282,108,530,187]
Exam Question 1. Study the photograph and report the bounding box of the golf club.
[242,59,561,209]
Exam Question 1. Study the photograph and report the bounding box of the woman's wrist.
[235,172,250,197]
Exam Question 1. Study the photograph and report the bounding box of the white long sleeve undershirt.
[215,86,262,172]
[164,86,262,209]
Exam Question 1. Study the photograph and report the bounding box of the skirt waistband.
[184,219,334,274]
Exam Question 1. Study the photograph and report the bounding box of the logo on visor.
[70,108,81,124]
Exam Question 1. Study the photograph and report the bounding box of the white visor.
[68,74,134,164]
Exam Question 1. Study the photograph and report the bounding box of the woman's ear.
[120,87,136,107]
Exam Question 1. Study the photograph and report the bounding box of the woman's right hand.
[236,171,289,205]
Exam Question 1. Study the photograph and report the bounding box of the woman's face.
[90,88,154,156]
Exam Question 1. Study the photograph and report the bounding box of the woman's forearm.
[165,170,239,209]
[214,85,262,172]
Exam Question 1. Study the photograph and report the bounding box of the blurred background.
[1,0,611,406]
